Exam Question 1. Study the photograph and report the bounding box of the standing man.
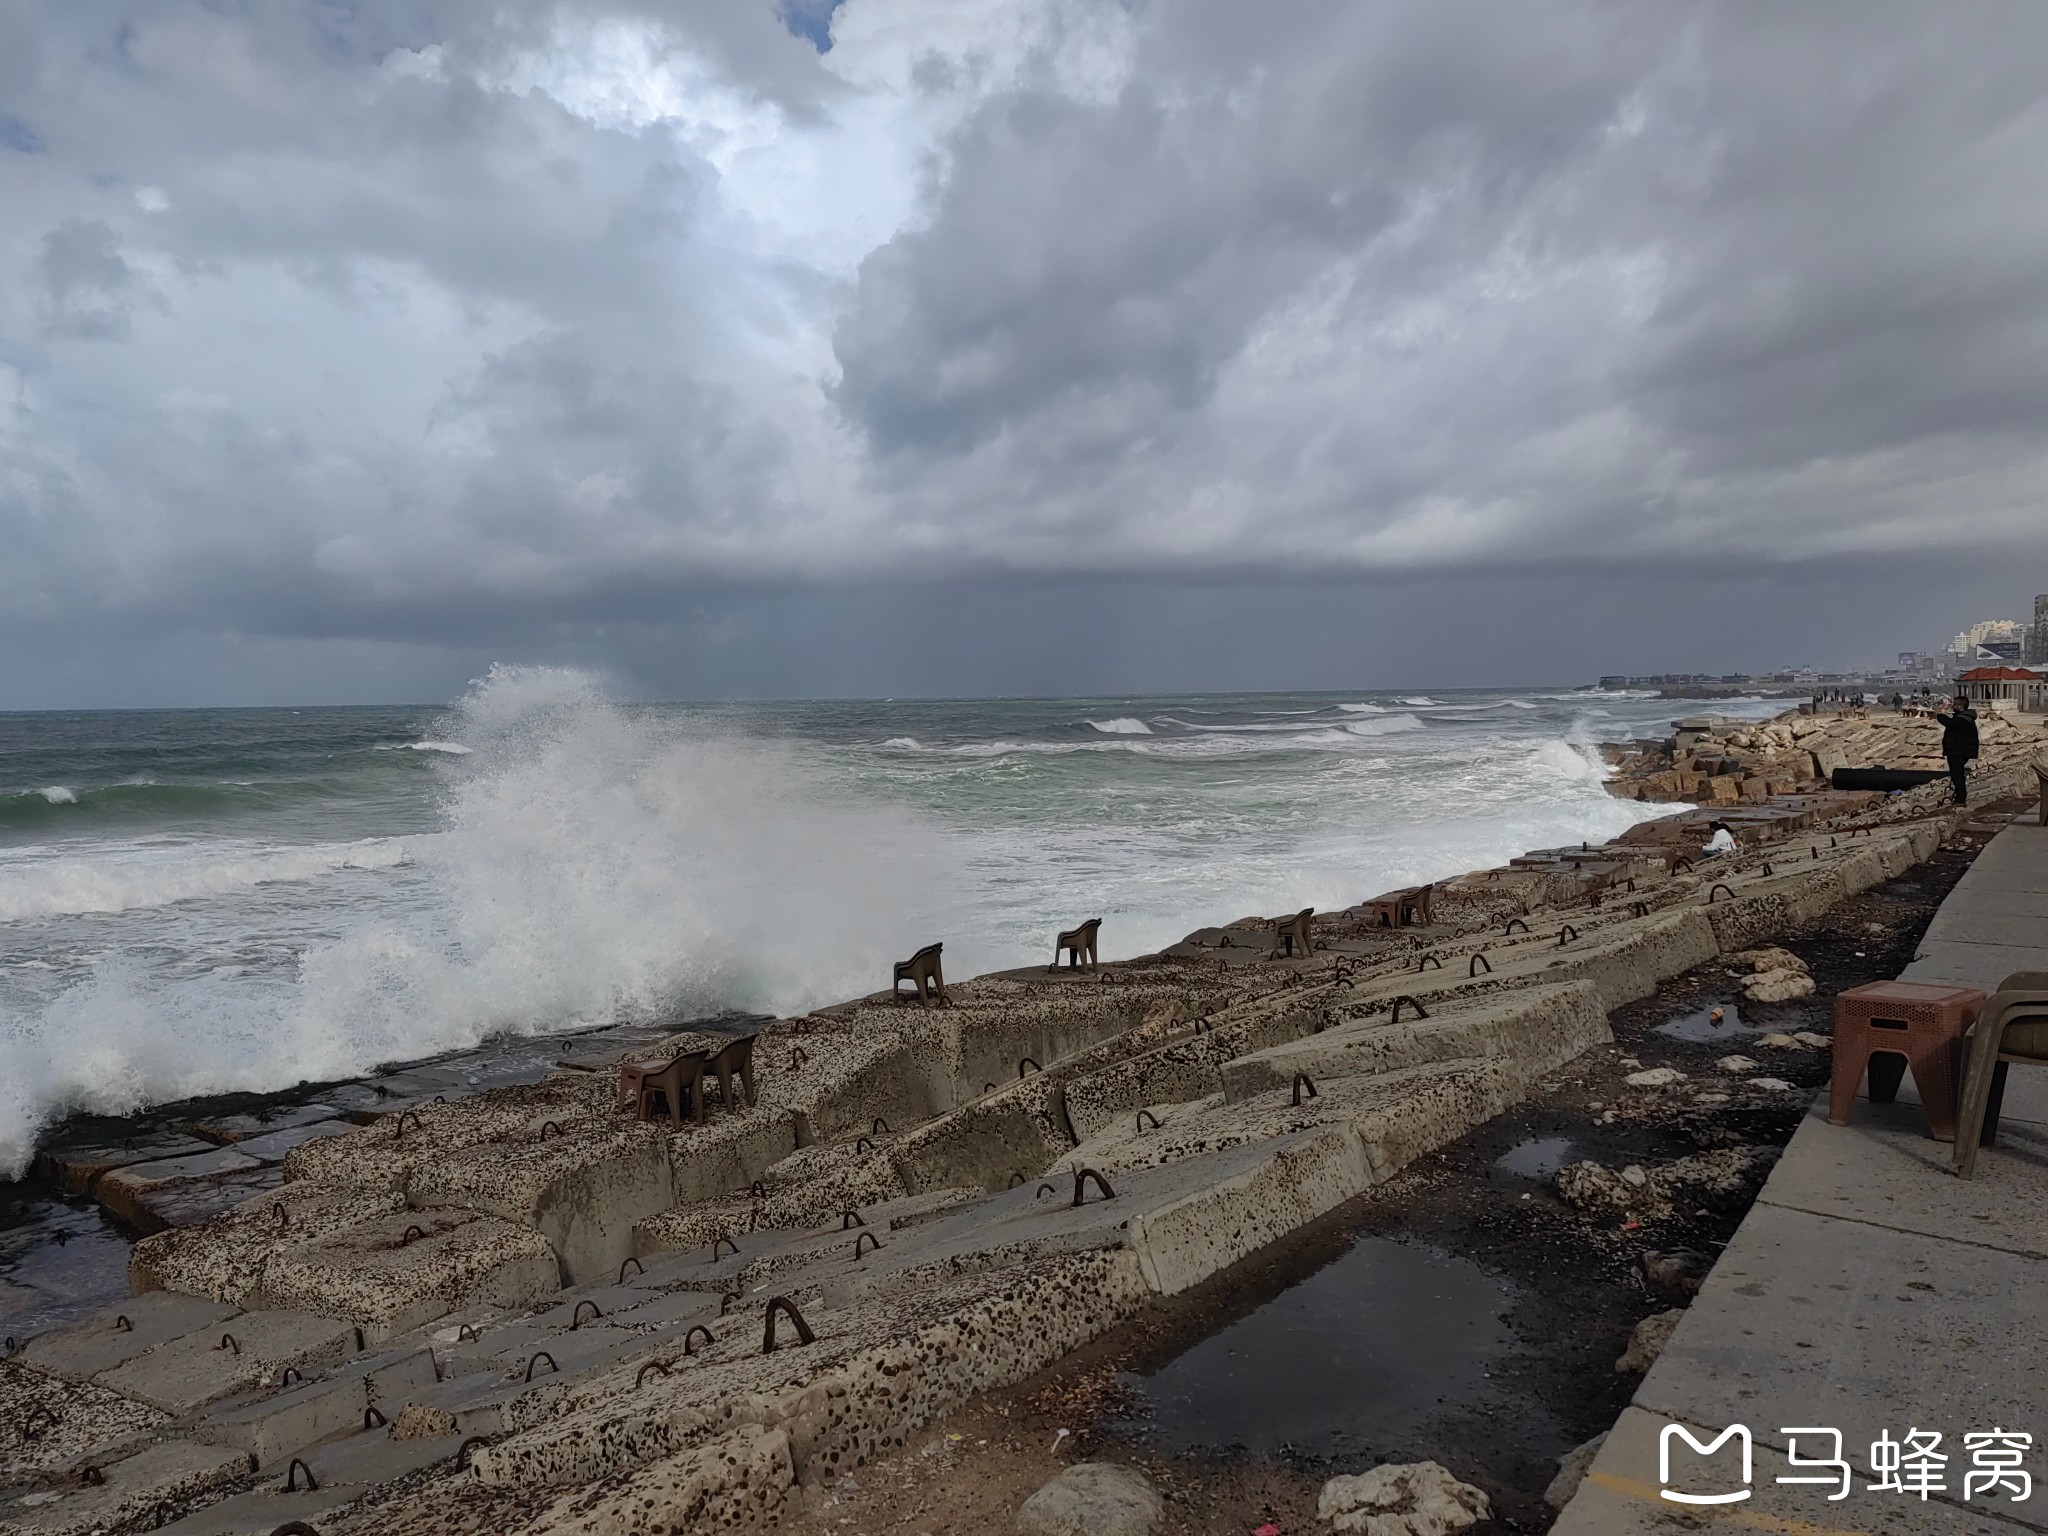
[1933,695,1980,805]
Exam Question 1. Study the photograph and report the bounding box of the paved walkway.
[1554,813,2048,1536]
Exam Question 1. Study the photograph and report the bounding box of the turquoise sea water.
[0,666,1786,1177]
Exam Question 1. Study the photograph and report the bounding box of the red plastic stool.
[1828,981,1985,1141]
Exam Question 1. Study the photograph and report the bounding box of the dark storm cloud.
[1,0,2046,706]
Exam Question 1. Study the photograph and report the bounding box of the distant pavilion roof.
[1958,666,2043,682]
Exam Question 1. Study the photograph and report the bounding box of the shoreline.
[0,705,2036,1535]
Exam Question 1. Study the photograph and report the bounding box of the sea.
[0,665,1790,1181]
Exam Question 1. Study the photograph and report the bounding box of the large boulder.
[1317,1461,1491,1536]
[1016,1462,1162,1536]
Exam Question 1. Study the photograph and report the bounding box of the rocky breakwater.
[0,785,1979,1536]
[1608,705,2046,806]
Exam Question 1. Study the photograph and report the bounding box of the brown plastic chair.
[1052,918,1101,971]
[1271,908,1314,958]
[1954,974,2048,1178]
[1400,883,1437,927]
[631,1052,710,1126]
[1827,980,1984,1141]
[1364,889,1409,929]
[703,1034,758,1111]
[893,942,946,1007]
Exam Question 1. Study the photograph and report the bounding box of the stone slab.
[20,1292,238,1380]
[156,1486,360,1536]
[0,1439,252,1536]
[1628,1202,2048,1475]
[38,1133,219,1197]
[134,1167,285,1232]
[1757,1104,2048,1260]
[229,1121,353,1163]
[1902,941,2048,990]
[95,1148,265,1232]
[96,1309,357,1415]
[298,1429,463,1486]
[182,1103,343,1146]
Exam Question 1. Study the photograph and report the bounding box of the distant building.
[1948,618,2025,663]
[2026,593,2048,665]
[1958,665,2046,714]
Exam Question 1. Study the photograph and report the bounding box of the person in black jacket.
[1933,695,1980,804]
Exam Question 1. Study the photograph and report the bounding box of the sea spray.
[0,681,1789,1177]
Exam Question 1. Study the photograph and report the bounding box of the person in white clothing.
[1701,821,1737,858]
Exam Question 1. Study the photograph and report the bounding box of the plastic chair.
[1827,981,1984,1141]
[1052,918,1101,971]
[628,1053,710,1126]
[1271,908,1314,958]
[1955,974,2048,1178]
[703,1034,758,1111]
[893,943,946,1006]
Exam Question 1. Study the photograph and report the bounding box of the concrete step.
[20,1292,239,1380]
[0,1438,252,1536]
[194,1346,438,1467]
[95,1308,359,1415]
[156,1486,358,1536]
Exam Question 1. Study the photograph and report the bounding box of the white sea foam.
[0,839,412,922]
[0,665,946,1175]
[1399,696,1441,707]
[0,678,1753,1178]
[375,740,473,754]
[1087,717,1153,735]
[38,786,77,804]
[1342,715,1426,737]
[1336,703,1388,714]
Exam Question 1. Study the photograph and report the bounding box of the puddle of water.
[1115,1238,1518,1461]
[1493,1136,1578,1179]
[1655,1001,1764,1044]
[0,1193,134,1342]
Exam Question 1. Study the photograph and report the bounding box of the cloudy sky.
[4,1,2046,707]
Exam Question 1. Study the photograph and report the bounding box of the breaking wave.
[1087,718,1153,735]
[0,839,411,922]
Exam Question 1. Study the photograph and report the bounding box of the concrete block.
[20,1292,238,1380]
[96,1309,358,1415]
[38,1133,218,1197]
[130,1181,407,1310]
[0,1438,251,1536]
[259,1207,560,1344]
[1125,1127,1372,1295]
[94,1148,265,1233]
[197,1370,370,1467]
[152,1487,358,1536]
[407,1125,675,1287]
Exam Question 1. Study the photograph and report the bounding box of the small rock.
[1793,1031,1831,1049]
[1748,1076,1796,1092]
[1755,1033,1802,1050]
[1715,1055,1759,1073]
[1618,1056,1642,1069]
[1742,969,1816,1003]
[1864,922,1887,934]
[1619,1165,1648,1188]
[1693,1092,1730,1105]
[1616,1308,1686,1373]
[1317,1461,1492,1536]
[1732,946,1810,975]
[1544,1433,1608,1510]
[1641,1249,1712,1295]
[1624,1067,1686,1088]
[1016,1463,1162,1536]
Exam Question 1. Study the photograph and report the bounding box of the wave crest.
[1087,717,1152,735]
